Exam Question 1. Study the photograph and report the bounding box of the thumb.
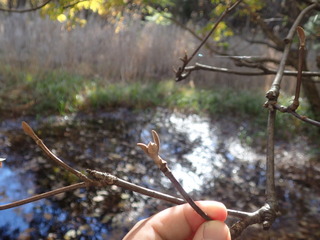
[193,221,231,240]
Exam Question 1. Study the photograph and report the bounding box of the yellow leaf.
[57,14,67,22]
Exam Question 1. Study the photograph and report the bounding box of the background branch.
[175,0,242,81]
[185,62,320,78]
[0,0,51,13]
[266,3,318,100]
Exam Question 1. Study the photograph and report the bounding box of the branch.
[274,104,320,127]
[0,182,88,210]
[86,169,186,205]
[260,4,319,234]
[230,204,280,239]
[265,27,320,127]
[175,0,243,82]
[184,62,320,78]
[22,122,94,183]
[0,0,52,13]
[266,3,318,100]
[288,26,305,111]
[2,121,252,225]
[243,4,285,50]
[244,38,281,51]
[167,16,224,55]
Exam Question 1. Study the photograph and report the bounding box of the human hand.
[123,201,230,240]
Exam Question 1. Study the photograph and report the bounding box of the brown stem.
[86,169,186,205]
[163,167,211,221]
[289,26,306,111]
[0,182,88,210]
[274,104,320,127]
[175,0,242,81]
[22,122,93,183]
[266,3,318,100]
[265,109,277,207]
[185,0,242,66]
[137,130,211,221]
[185,63,320,77]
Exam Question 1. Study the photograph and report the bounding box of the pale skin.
[124,201,231,240]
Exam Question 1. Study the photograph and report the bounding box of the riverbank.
[1,68,318,145]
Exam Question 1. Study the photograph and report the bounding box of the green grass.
[0,67,317,143]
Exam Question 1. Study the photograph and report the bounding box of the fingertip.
[196,201,228,221]
[193,221,231,240]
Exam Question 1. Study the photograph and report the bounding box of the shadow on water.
[0,108,319,239]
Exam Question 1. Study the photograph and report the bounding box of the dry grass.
[0,13,296,92]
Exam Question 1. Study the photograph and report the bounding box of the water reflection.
[0,108,319,239]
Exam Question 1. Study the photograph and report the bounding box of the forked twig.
[2,122,249,219]
[266,3,318,100]
[269,27,320,128]
[261,4,319,234]
[137,130,212,221]
[175,0,242,81]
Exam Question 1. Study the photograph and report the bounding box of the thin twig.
[230,204,270,239]
[0,182,88,210]
[288,26,306,111]
[186,0,242,66]
[166,16,224,55]
[185,63,320,78]
[274,104,320,127]
[137,130,211,221]
[86,169,186,205]
[175,0,243,81]
[287,110,320,127]
[265,109,277,208]
[266,3,318,100]
[2,122,249,220]
[244,4,284,50]
[22,122,94,183]
[261,4,318,233]
[0,0,52,13]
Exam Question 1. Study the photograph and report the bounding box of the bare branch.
[266,3,318,100]
[244,38,281,51]
[0,182,88,210]
[166,17,224,55]
[185,62,320,78]
[175,0,243,82]
[265,109,277,206]
[243,4,285,50]
[22,122,94,183]
[288,26,306,111]
[274,104,320,127]
[87,169,185,205]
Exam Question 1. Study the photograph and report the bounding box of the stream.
[0,108,319,239]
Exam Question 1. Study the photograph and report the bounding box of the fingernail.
[203,221,229,240]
